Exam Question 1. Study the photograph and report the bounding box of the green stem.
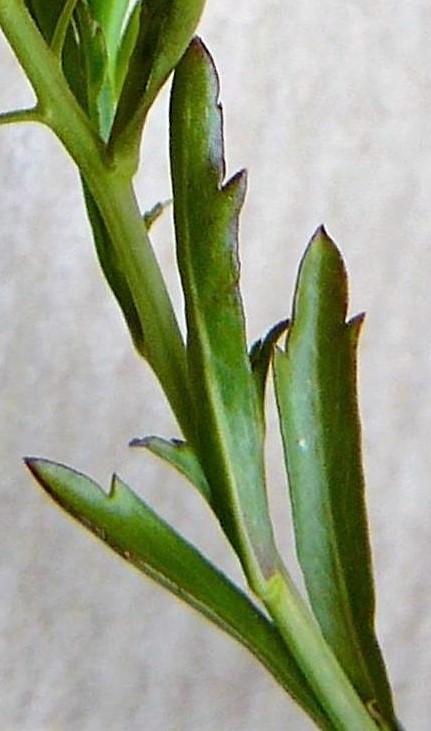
[0,106,41,125]
[262,568,381,731]
[85,172,193,439]
[0,0,193,439]
[51,0,79,57]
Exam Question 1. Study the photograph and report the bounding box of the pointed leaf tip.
[250,319,289,421]
[24,456,109,506]
[130,435,211,503]
[291,226,349,332]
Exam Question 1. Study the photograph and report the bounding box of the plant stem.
[84,172,194,439]
[262,568,381,731]
[0,0,193,439]
[51,0,79,57]
[0,107,41,125]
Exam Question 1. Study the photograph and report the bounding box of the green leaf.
[88,0,131,65]
[110,0,206,171]
[170,38,278,590]
[24,1,89,121]
[25,457,333,730]
[83,0,135,138]
[273,226,396,726]
[130,435,212,503]
[24,0,68,43]
[51,0,80,57]
[249,318,289,423]
[26,0,127,139]
[74,2,114,139]
[114,1,141,99]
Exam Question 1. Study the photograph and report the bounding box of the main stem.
[83,172,193,439]
[0,0,193,440]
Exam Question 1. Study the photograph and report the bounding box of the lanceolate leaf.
[25,458,333,730]
[273,227,396,726]
[170,38,278,589]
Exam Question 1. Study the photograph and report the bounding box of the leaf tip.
[24,456,51,485]
[129,435,151,449]
[347,311,366,346]
[293,224,348,327]
[109,472,122,499]
[308,224,338,255]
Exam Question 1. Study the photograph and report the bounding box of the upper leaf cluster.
[25,0,205,164]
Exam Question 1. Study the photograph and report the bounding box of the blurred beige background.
[1,1,430,729]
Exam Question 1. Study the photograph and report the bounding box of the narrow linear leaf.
[88,0,131,65]
[249,318,289,422]
[110,0,206,170]
[114,1,141,99]
[25,0,87,110]
[25,0,121,138]
[24,0,68,43]
[25,457,333,730]
[170,38,279,587]
[130,435,212,503]
[75,2,114,139]
[51,0,79,57]
[77,0,135,139]
[273,226,396,725]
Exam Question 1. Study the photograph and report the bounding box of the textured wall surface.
[1,2,431,730]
